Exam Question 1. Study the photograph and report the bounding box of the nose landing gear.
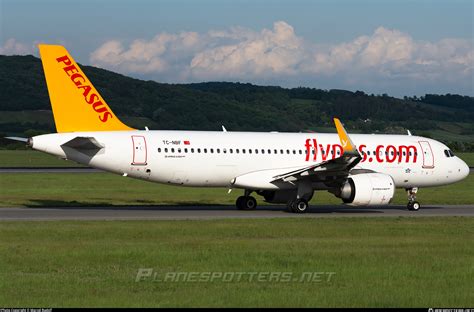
[406,187,420,211]
[236,190,257,210]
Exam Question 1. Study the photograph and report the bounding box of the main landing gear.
[287,181,313,213]
[406,187,420,211]
[286,199,309,213]
[236,190,257,210]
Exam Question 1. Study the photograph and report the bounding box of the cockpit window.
[444,149,455,157]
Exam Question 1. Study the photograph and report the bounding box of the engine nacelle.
[338,173,395,206]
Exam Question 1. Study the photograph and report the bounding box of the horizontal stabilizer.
[61,137,104,150]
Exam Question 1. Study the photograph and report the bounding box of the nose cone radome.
[458,159,470,181]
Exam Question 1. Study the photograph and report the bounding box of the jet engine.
[337,173,395,206]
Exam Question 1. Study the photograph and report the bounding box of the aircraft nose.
[458,159,470,180]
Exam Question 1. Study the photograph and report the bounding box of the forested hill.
[0,55,473,150]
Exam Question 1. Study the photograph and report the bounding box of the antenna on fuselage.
[222,125,227,132]
[407,130,412,136]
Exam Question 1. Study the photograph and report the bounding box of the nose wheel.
[236,191,257,210]
[406,187,420,211]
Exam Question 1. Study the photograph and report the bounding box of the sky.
[1,0,473,97]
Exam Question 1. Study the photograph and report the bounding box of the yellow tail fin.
[38,44,134,132]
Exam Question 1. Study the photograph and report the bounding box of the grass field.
[0,217,472,307]
[1,150,473,167]
[458,152,474,167]
[0,150,84,167]
[0,172,473,207]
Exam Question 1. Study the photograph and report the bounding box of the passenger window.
[204,148,207,153]
[171,148,175,153]
[197,148,201,153]
[184,148,188,153]
[211,148,214,153]
[274,149,277,154]
[261,149,265,154]
[217,149,220,153]
[158,148,161,153]
[286,150,290,154]
[249,149,252,154]
[229,149,233,154]
[164,148,168,153]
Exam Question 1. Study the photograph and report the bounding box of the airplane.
[7,45,470,213]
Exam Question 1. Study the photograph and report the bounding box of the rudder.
[38,44,134,132]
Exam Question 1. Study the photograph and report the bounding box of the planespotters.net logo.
[135,268,336,283]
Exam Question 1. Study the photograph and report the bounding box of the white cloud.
[88,22,473,95]
[190,21,305,78]
[90,31,205,74]
[0,38,34,55]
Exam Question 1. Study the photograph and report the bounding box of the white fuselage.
[31,130,469,191]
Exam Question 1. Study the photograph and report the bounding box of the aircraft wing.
[271,118,362,184]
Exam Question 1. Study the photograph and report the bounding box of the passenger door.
[131,135,147,165]
[418,141,434,168]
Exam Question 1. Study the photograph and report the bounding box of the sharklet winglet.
[333,118,359,156]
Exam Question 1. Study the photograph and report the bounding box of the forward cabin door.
[131,135,147,165]
[418,141,434,168]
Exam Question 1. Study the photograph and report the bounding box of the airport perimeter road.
[0,205,472,221]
